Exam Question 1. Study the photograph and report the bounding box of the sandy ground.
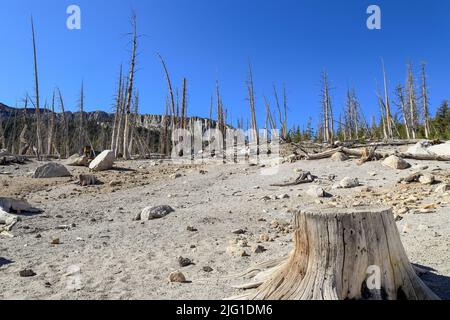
[1,147,449,300]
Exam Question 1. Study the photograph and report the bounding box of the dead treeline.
[1,15,449,163]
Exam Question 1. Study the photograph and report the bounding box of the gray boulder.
[139,205,175,220]
[34,163,71,178]
[89,150,115,172]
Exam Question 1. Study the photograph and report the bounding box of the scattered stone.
[139,205,175,220]
[168,271,186,283]
[382,155,411,170]
[79,174,100,187]
[34,163,71,179]
[187,226,198,232]
[232,229,246,235]
[89,150,115,172]
[237,239,248,248]
[226,245,249,257]
[19,269,36,277]
[178,256,194,267]
[394,214,403,222]
[419,174,435,185]
[259,234,270,242]
[396,207,409,215]
[331,152,348,162]
[306,186,325,198]
[400,172,422,184]
[252,245,266,254]
[435,184,450,193]
[202,266,213,273]
[276,194,290,200]
[109,180,122,187]
[339,177,360,189]
[65,154,89,167]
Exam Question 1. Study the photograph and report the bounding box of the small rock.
[139,205,175,220]
[252,245,266,254]
[339,177,360,189]
[109,180,122,187]
[435,184,450,193]
[276,194,290,200]
[382,155,411,170]
[168,271,186,283]
[187,226,198,232]
[51,238,60,245]
[19,269,36,277]
[306,186,325,198]
[202,266,213,273]
[232,229,246,235]
[171,173,182,179]
[419,174,435,185]
[178,257,193,267]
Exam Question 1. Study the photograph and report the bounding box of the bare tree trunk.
[247,63,259,152]
[181,78,187,130]
[158,53,176,153]
[321,72,334,144]
[128,91,139,156]
[421,63,431,139]
[395,85,411,140]
[382,60,393,139]
[407,63,418,139]
[111,65,123,151]
[123,13,137,160]
[31,17,42,157]
[57,88,69,158]
[47,90,55,155]
[78,81,85,150]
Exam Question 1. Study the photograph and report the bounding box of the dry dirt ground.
[1,146,449,300]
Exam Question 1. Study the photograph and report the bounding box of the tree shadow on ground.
[0,257,14,267]
[414,263,450,300]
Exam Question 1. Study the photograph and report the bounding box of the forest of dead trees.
[1,15,450,162]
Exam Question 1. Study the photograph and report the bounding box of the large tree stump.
[234,207,438,300]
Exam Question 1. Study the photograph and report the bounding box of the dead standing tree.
[420,62,431,139]
[320,71,334,144]
[47,90,56,155]
[247,63,259,153]
[111,64,123,153]
[57,88,69,158]
[123,13,137,160]
[381,60,393,140]
[31,16,43,158]
[158,53,176,155]
[407,62,419,139]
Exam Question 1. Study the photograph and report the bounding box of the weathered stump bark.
[234,207,438,300]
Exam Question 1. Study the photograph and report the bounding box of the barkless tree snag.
[31,16,43,158]
[123,13,137,160]
[232,207,438,300]
[421,62,431,139]
[247,63,259,153]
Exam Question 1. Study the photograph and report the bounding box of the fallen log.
[230,206,439,300]
[306,147,450,162]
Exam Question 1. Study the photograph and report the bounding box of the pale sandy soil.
[1,146,449,300]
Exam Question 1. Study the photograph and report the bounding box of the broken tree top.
[232,206,439,300]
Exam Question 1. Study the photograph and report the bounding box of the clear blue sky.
[1,0,449,130]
